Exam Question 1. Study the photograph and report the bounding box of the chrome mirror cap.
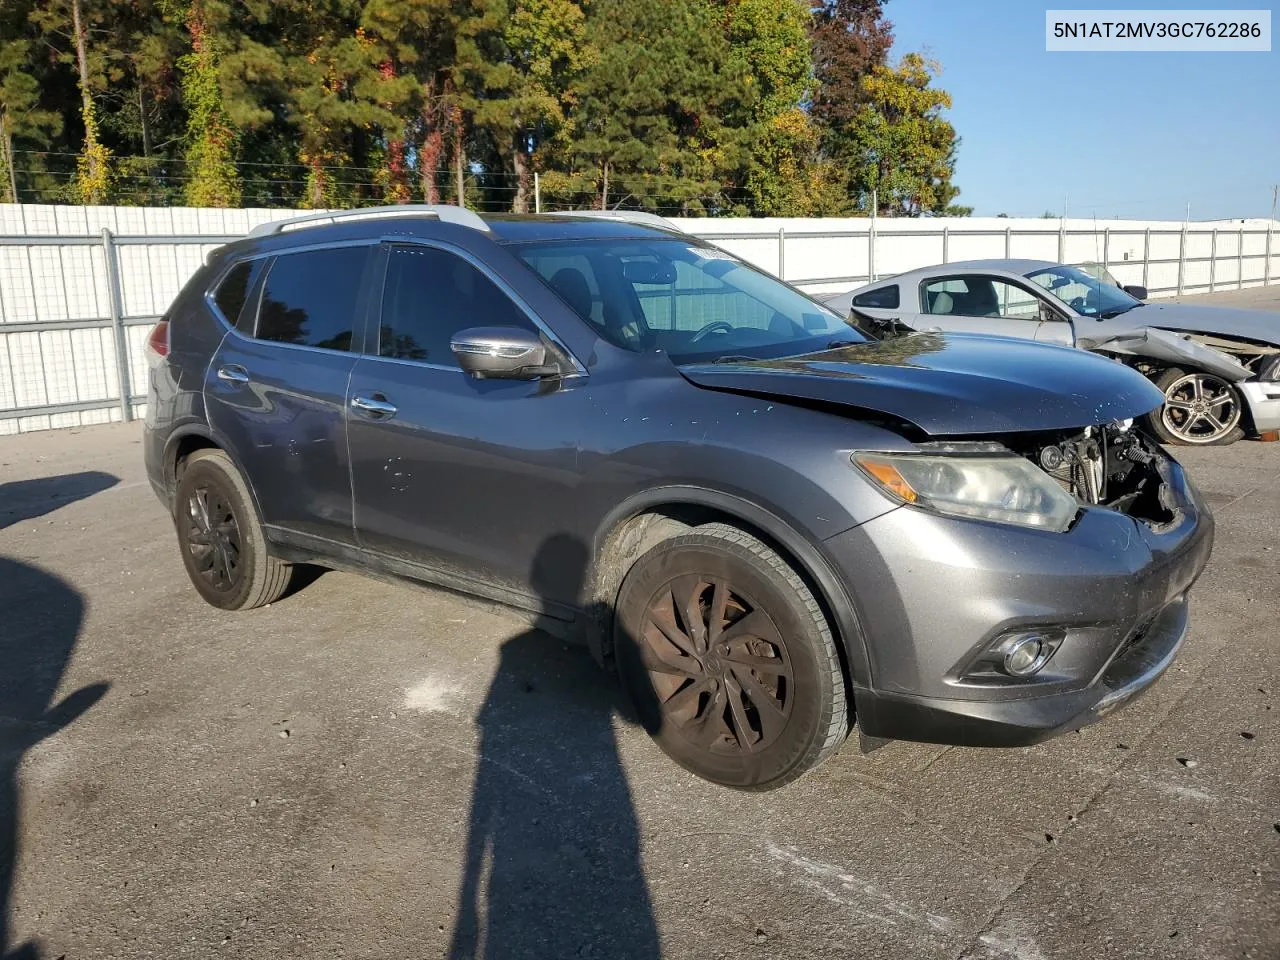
[450,326,556,380]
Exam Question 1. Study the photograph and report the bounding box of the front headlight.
[853,451,1079,532]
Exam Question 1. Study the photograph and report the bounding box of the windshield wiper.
[1099,303,1143,320]
[710,354,759,364]
[825,339,860,349]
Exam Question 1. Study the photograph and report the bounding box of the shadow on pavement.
[0,558,108,959]
[448,535,662,960]
[0,472,119,530]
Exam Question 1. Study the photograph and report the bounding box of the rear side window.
[254,247,369,351]
[378,245,535,366]
[852,285,900,309]
[212,259,265,330]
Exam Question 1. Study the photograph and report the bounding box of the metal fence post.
[777,226,785,281]
[1102,227,1110,268]
[1266,222,1274,286]
[1209,229,1218,292]
[1004,226,1012,259]
[942,226,950,264]
[1142,227,1151,291]
[1238,227,1245,288]
[101,228,133,423]
[868,218,877,282]
[1177,225,1187,296]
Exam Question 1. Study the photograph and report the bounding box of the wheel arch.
[584,486,872,692]
[163,426,269,528]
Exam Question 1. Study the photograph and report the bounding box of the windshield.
[510,238,865,363]
[1026,264,1141,318]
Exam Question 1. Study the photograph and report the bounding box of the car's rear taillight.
[146,319,170,361]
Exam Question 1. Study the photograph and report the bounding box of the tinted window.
[852,285,900,309]
[255,247,369,351]
[379,245,535,365]
[213,259,264,330]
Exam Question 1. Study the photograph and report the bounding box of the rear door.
[205,242,378,547]
[916,275,1050,341]
[346,241,586,609]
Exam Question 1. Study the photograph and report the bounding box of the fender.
[590,484,874,688]
[161,423,270,533]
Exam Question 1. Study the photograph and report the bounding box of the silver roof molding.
[247,204,490,238]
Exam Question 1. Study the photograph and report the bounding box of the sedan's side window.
[922,277,1042,321]
[254,246,370,351]
[852,285,900,309]
[379,245,537,366]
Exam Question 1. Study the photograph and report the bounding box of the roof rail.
[246,204,490,239]
[550,210,682,233]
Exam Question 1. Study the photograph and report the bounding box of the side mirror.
[450,326,561,380]
[1122,284,1148,301]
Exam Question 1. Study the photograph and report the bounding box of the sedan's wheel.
[614,523,847,790]
[174,449,295,610]
[1147,367,1245,446]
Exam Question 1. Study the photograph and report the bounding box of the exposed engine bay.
[1005,422,1180,529]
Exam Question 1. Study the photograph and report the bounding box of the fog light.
[1002,634,1052,677]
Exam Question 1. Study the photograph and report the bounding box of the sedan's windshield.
[510,238,865,363]
[1026,264,1142,319]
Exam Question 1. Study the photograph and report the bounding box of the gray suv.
[143,206,1214,790]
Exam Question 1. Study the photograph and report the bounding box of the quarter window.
[213,259,265,330]
[922,277,1042,321]
[851,285,900,309]
[255,247,369,351]
[379,245,536,366]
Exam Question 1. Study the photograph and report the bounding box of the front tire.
[1146,367,1245,446]
[614,523,848,790]
[174,449,294,610]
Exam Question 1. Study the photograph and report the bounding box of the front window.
[511,239,865,363]
[1027,264,1141,318]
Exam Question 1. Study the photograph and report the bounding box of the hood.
[1108,302,1280,345]
[678,332,1165,437]
[1078,327,1253,383]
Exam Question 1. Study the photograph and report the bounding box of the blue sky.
[886,1,1279,220]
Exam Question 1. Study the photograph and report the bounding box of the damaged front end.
[1002,422,1182,531]
[1078,327,1258,383]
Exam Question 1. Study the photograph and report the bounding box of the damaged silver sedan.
[825,259,1280,445]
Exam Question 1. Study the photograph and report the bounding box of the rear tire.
[1145,367,1245,446]
[614,523,847,790]
[174,449,294,610]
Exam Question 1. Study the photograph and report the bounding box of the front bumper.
[1239,379,1280,433]
[825,457,1214,747]
[852,597,1191,746]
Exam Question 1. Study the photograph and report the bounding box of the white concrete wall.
[1,204,1277,434]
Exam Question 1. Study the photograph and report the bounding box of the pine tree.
[0,2,64,202]
[563,0,739,213]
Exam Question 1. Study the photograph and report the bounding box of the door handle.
[351,394,397,419]
[216,364,249,384]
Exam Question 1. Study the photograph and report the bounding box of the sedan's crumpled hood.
[679,332,1166,436]
[1078,327,1253,382]
[1110,302,1280,345]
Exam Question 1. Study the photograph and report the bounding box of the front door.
[346,242,585,609]
[205,243,377,547]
